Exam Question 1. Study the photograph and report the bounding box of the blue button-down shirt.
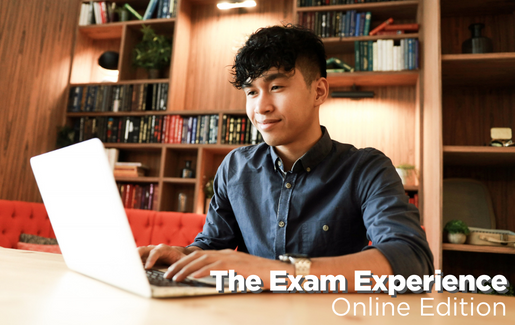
[190,127,434,276]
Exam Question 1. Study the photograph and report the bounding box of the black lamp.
[98,51,119,70]
[331,84,374,99]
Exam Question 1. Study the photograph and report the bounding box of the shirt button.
[323,225,329,231]
[285,183,292,189]
[278,161,282,166]
[279,221,285,227]
[306,167,311,172]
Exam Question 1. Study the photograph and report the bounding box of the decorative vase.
[148,69,161,79]
[448,233,467,244]
[462,23,493,54]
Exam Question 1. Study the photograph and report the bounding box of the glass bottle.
[462,23,493,54]
[177,192,187,212]
[181,160,194,178]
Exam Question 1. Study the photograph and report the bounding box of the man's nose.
[254,93,273,115]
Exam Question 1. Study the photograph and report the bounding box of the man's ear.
[314,77,329,106]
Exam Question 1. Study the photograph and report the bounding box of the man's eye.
[271,85,281,90]
[246,91,256,96]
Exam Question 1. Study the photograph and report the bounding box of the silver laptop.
[30,138,221,298]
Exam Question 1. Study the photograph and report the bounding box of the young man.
[139,25,433,290]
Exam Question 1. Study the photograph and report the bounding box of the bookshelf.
[439,0,515,283]
[66,1,424,219]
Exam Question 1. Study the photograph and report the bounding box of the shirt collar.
[269,126,333,174]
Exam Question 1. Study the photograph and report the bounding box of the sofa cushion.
[0,200,56,249]
[151,212,206,247]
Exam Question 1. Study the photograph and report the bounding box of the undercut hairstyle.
[231,24,327,89]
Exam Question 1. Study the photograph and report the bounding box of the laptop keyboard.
[146,269,215,287]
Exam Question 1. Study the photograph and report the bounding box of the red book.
[369,18,394,36]
[176,116,183,144]
[384,23,419,32]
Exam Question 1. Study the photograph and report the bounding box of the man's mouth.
[258,119,281,130]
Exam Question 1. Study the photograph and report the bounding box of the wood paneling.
[442,53,515,86]
[442,86,515,146]
[320,86,417,169]
[443,250,515,285]
[184,0,293,111]
[441,13,515,55]
[0,0,79,202]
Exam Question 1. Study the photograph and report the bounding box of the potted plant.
[395,164,417,186]
[444,220,470,244]
[133,25,172,79]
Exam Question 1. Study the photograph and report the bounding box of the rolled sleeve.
[357,149,434,277]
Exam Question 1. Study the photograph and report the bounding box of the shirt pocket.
[301,213,368,257]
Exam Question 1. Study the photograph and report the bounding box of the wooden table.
[1,247,514,324]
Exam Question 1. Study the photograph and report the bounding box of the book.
[384,24,419,32]
[143,0,159,20]
[363,12,371,36]
[369,18,394,36]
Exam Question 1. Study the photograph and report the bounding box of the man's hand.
[163,249,293,289]
[138,244,201,269]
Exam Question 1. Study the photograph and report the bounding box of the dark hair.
[231,24,327,89]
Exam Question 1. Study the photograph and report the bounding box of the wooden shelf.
[296,1,419,21]
[79,18,176,40]
[404,185,418,191]
[66,110,246,118]
[115,177,160,183]
[70,79,169,86]
[441,0,515,17]
[441,53,515,86]
[323,33,419,54]
[162,177,196,184]
[443,146,515,166]
[443,243,515,255]
[328,70,418,87]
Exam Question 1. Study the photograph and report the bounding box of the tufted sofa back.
[0,199,206,250]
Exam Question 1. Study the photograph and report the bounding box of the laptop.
[30,138,222,298]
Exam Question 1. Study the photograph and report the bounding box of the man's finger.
[165,251,219,281]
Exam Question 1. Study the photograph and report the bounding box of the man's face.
[243,67,321,149]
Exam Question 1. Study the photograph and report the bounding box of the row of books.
[298,11,418,39]
[119,183,159,210]
[220,115,264,145]
[297,0,400,7]
[298,11,372,38]
[79,2,114,25]
[73,114,220,145]
[68,83,168,113]
[354,39,419,72]
[162,115,219,144]
[79,1,177,26]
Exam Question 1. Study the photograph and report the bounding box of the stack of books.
[113,162,148,178]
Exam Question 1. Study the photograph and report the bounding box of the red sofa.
[0,199,206,252]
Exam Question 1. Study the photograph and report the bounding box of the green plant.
[56,125,75,149]
[444,220,470,235]
[133,25,172,70]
